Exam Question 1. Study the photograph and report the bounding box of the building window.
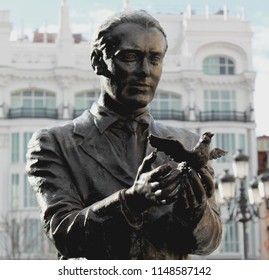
[11,219,20,256]
[23,132,33,162]
[239,134,246,153]
[204,90,236,111]
[11,174,20,209]
[11,133,20,163]
[10,89,57,118]
[23,219,42,253]
[74,90,99,117]
[203,56,235,75]
[221,220,239,253]
[216,133,236,163]
[24,175,38,208]
[201,90,240,121]
[150,92,184,120]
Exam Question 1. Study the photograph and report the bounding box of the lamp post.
[233,149,249,260]
[218,149,269,259]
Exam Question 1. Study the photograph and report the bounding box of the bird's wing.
[209,148,228,160]
[148,134,190,162]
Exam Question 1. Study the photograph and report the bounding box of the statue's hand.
[124,152,180,214]
[174,166,214,223]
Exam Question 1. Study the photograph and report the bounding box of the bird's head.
[201,132,214,144]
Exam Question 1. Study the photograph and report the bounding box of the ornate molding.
[11,50,57,65]
[0,74,12,87]
[161,71,256,90]
[0,67,97,86]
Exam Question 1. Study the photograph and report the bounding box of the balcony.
[2,107,252,123]
[150,109,185,121]
[199,111,251,122]
[8,108,58,119]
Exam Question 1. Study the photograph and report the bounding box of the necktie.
[125,120,146,178]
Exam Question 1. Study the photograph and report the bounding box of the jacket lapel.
[73,110,138,187]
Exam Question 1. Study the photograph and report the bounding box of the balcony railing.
[150,109,185,121]
[74,109,186,121]
[3,107,252,123]
[199,111,251,122]
[8,108,58,119]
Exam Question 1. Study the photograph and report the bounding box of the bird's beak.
[209,133,214,138]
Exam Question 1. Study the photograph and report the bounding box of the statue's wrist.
[118,189,143,229]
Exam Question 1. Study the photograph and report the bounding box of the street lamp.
[258,171,269,209]
[218,169,235,203]
[217,149,268,259]
[248,177,263,206]
[232,149,249,179]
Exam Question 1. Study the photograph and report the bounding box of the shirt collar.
[90,102,151,134]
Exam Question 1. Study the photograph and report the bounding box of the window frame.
[10,89,56,118]
[204,89,236,112]
[74,89,99,117]
[149,91,183,120]
[203,56,235,75]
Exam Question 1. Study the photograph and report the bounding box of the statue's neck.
[98,92,148,118]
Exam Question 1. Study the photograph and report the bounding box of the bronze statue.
[26,10,222,260]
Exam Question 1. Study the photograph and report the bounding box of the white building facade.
[0,1,259,259]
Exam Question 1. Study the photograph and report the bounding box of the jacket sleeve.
[172,195,222,256]
[25,128,126,259]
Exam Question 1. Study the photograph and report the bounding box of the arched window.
[150,92,184,120]
[203,56,235,75]
[74,90,99,117]
[10,89,56,118]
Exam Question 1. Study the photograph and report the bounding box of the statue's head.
[91,10,168,57]
[90,10,168,110]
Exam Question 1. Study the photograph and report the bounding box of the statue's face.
[101,23,167,110]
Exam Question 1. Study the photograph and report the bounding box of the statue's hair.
[91,10,168,56]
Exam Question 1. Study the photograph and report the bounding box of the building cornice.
[160,70,256,89]
[0,67,97,84]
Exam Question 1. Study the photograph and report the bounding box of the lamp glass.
[264,181,269,199]
[215,187,225,205]
[259,180,269,199]
[233,160,249,179]
[258,181,266,198]
[219,180,235,200]
[248,187,262,205]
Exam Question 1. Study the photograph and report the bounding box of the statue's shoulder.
[33,110,93,140]
[152,121,199,149]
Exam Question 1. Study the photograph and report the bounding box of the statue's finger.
[148,163,172,182]
[198,167,214,198]
[137,151,157,176]
[187,168,206,203]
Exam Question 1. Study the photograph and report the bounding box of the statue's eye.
[149,54,163,65]
[118,52,138,62]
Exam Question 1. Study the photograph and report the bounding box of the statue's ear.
[91,49,110,77]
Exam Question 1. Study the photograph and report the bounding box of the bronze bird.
[149,132,228,171]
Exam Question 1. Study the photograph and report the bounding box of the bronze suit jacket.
[26,109,222,260]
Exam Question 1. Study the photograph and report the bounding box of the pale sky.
[0,0,268,136]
